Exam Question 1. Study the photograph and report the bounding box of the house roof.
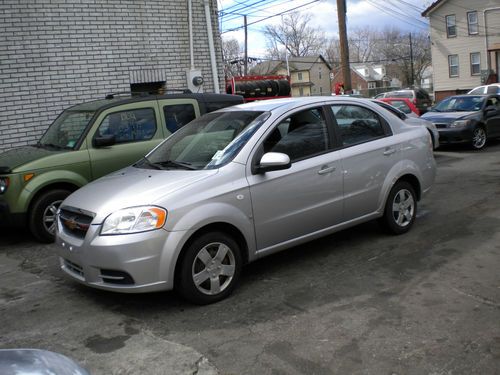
[421,0,447,17]
[351,63,384,81]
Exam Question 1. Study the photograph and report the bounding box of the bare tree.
[222,38,243,77]
[324,38,340,67]
[374,28,431,87]
[348,26,379,63]
[264,12,326,58]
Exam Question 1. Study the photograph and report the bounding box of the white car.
[468,83,500,95]
[55,97,436,304]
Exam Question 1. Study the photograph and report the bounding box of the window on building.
[448,55,459,77]
[467,11,478,35]
[298,72,303,81]
[470,53,481,75]
[320,86,323,94]
[299,87,304,96]
[319,71,322,79]
[446,15,456,37]
[368,82,376,89]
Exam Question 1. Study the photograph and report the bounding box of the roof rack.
[105,89,193,99]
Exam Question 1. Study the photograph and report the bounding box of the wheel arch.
[394,173,421,201]
[27,182,80,214]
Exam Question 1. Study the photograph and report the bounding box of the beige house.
[250,55,332,97]
[422,0,500,101]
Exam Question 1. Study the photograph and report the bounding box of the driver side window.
[262,107,329,162]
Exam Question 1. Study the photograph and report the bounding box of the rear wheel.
[471,127,487,150]
[29,189,71,243]
[380,181,417,235]
[177,232,242,305]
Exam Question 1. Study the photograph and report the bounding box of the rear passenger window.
[331,105,386,146]
[97,108,156,144]
[163,104,196,134]
[263,107,329,162]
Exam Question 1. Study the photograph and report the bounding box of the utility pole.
[244,15,248,76]
[409,32,414,87]
[337,0,351,93]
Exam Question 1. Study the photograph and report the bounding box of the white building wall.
[427,0,498,94]
[0,0,223,151]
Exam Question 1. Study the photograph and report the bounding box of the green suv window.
[97,108,157,144]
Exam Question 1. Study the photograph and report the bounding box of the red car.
[380,97,421,116]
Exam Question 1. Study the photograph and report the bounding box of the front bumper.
[0,200,26,227]
[437,126,473,144]
[55,219,190,293]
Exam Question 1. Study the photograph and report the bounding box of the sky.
[218,0,433,58]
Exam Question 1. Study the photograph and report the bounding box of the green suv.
[0,92,243,242]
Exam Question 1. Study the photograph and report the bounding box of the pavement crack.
[450,287,500,308]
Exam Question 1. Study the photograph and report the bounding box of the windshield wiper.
[136,156,162,170]
[156,160,196,170]
[37,142,66,150]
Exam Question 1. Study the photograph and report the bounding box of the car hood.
[0,146,63,173]
[421,111,476,124]
[62,166,218,223]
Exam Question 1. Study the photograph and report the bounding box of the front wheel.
[471,127,487,150]
[380,181,417,235]
[29,189,71,243]
[177,232,242,305]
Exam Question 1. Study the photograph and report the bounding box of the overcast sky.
[219,0,433,57]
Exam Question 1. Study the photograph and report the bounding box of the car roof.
[221,96,378,113]
[67,93,243,112]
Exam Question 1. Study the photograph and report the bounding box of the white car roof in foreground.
[222,96,383,114]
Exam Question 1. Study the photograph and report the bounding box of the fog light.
[0,177,9,194]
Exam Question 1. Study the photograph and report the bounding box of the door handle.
[318,166,336,175]
[383,148,396,156]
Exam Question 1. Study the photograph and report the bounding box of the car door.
[87,101,163,179]
[331,103,398,221]
[247,106,344,250]
[483,96,500,138]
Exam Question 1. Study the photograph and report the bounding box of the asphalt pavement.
[1,142,499,374]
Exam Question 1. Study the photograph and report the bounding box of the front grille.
[435,123,448,129]
[59,207,94,238]
[64,259,84,278]
[99,269,135,285]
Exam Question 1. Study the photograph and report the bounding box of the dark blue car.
[421,94,500,149]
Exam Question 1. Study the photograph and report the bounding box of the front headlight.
[0,177,9,194]
[101,206,167,235]
[450,119,471,128]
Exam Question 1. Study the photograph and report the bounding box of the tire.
[29,189,71,243]
[177,232,242,305]
[471,126,487,150]
[380,181,417,235]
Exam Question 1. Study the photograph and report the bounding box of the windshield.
[433,96,484,112]
[139,110,269,170]
[39,110,95,150]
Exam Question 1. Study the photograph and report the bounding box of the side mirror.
[93,134,116,147]
[256,152,291,173]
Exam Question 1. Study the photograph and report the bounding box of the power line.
[220,0,321,34]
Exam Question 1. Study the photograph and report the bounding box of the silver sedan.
[55,97,436,304]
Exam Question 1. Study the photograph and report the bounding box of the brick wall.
[0,0,224,151]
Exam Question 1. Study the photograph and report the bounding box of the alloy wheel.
[42,199,63,235]
[191,242,236,296]
[392,189,415,228]
[472,128,486,149]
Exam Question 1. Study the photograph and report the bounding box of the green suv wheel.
[29,189,71,243]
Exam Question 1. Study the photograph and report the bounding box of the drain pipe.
[203,0,220,93]
[188,0,194,70]
[483,7,500,76]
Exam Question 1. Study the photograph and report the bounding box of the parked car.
[380,97,420,116]
[55,96,436,304]
[467,83,500,95]
[421,94,500,150]
[373,100,439,149]
[374,88,432,114]
[0,92,243,242]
